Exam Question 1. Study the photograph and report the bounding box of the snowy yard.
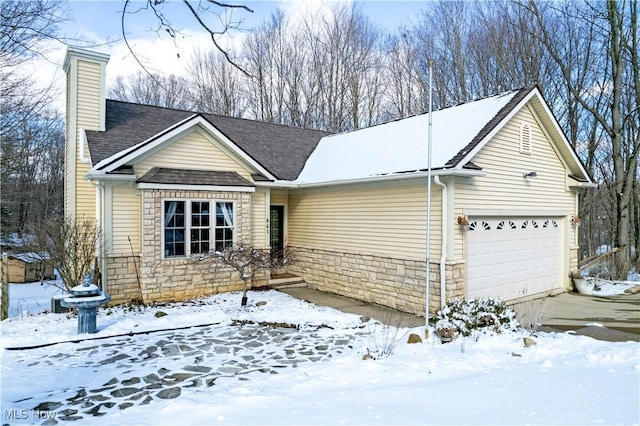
[1,282,639,425]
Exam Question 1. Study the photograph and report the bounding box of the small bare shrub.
[511,298,548,336]
[26,215,101,292]
[365,308,409,359]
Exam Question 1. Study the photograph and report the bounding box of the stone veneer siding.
[287,246,465,316]
[136,189,253,303]
[106,254,143,305]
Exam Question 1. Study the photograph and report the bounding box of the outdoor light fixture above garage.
[523,171,538,178]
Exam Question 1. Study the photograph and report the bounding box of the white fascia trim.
[569,181,598,189]
[86,171,137,182]
[63,48,110,72]
[455,89,537,168]
[136,183,255,192]
[530,92,593,184]
[93,114,199,171]
[259,168,486,189]
[94,115,276,181]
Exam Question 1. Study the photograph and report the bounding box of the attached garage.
[466,217,563,301]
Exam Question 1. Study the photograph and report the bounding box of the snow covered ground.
[1,282,639,425]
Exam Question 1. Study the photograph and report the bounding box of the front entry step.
[268,274,307,288]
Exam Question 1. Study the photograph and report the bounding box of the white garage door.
[466,217,562,301]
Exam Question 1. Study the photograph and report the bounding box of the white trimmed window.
[163,200,235,258]
[519,123,532,154]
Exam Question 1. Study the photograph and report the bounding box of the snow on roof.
[296,90,519,184]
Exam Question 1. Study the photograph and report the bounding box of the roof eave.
[91,115,278,181]
[136,183,255,192]
[262,168,486,189]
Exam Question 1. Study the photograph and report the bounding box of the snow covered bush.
[434,298,519,339]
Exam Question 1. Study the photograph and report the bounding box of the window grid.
[163,199,234,258]
[190,201,210,255]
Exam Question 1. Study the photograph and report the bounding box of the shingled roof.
[137,168,254,187]
[85,101,331,181]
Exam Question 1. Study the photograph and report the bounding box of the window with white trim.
[163,200,234,258]
[519,123,532,154]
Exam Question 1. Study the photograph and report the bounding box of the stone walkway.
[4,320,366,424]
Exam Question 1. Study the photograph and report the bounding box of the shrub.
[434,297,519,338]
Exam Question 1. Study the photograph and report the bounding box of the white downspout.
[434,176,447,308]
[94,181,104,290]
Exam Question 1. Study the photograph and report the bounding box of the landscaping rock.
[33,401,62,411]
[407,333,422,344]
[155,311,167,318]
[111,387,140,398]
[523,337,537,347]
[157,387,181,399]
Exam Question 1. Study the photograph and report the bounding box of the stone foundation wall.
[287,246,465,316]
[105,255,143,305]
[137,189,253,303]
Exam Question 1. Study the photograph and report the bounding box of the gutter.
[85,171,137,182]
[433,175,447,309]
[255,168,486,190]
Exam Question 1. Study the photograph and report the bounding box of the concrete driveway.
[279,287,640,342]
[538,290,640,342]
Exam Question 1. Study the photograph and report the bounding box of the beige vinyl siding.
[251,189,268,248]
[111,186,141,255]
[75,162,95,219]
[76,61,102,131]
[453,105,576,258]
[270,190,288,206]
[68,59,103,220]
[135,128,253,180]
[64,71,74,219]
[288,179,441,260]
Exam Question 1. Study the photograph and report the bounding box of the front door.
[270,206,284,259]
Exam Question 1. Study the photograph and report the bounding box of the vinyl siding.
[64,70,74,219]
[270,190,288,206]
[70,59,103,220]
[75,161,95,219]
[135,128,253,180]
[76,61,101,131]
[453,105,576,259]
[288,179,441,260]
[251,188,268,248]
[111,186,141,255]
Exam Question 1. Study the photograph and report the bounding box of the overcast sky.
[31,0,427,112]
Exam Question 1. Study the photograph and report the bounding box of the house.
[63,48,593,316]
[2,253,55,284]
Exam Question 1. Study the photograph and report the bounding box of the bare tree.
[121,0,254,77]
[108,71,192,109]
[383,30,430,119]
[26,216,101,292]
[195,244,294,306]
[1,0,67,138]
[187,48,247,116]
[0,1,81,235]
[0,112,64,233]
[301,3,384,131]
[524,0,639,278]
